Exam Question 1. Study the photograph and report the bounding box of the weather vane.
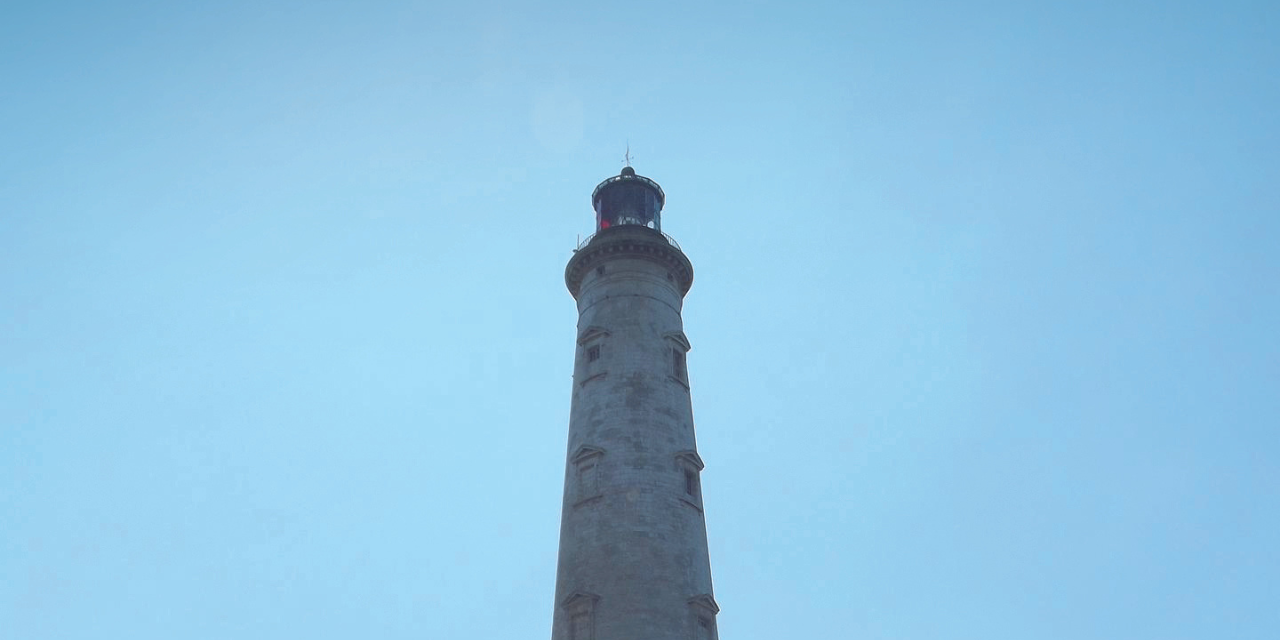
[623,142,633,168]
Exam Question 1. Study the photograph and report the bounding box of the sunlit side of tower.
[551,167,720,640]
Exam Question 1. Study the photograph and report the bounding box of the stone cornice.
[562,591,601,610]
[675,450,705,471]
[663,330,692,352]
[565,226,694,299]
[688,594,720,614]
[577,325,611,345]
[570,445,606,465]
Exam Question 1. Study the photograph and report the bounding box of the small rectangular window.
[573,448,604,506]
[684,469,697,496]
[579,463,597,497]
[672,348,686,379]
[587,345,600,362]
[571,612,591,640]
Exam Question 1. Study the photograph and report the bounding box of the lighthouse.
[552,167,720,640]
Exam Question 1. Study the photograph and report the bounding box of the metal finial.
[623,142,633,168]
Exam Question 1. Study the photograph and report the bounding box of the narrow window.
[587,344,600,363]
[572,446,605,505]
[571,612,591,640]
[675,452,705,510]
[697,616,713,640]
[672,348,686,380]
[562,593,600,640]
[578,463,597,498]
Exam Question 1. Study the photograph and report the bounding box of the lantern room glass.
[592,173,664,232]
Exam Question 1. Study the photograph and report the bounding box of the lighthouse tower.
[552,167,719,640]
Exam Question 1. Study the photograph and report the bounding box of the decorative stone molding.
[571,445,606,465]
[563,591,601,608]
[674,450,705,471]
[577,326,611,345]
[565,225,694,298]
[688,593,720,614]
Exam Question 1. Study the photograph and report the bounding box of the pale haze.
[2,2,1277,639]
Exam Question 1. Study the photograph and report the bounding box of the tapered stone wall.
[552,224,719,640]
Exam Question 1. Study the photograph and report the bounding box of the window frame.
[687,594,720,640]
[561,592,600,640]
[571,446,606,506]
[674,451,705,512]
[663,331,692,389]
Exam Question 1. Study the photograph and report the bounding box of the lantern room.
[591,166,665,232]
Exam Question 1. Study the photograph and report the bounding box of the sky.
[1,1,1277,639]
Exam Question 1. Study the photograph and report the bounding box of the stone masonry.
[552,218,720,640]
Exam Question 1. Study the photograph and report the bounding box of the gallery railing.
[574,229,682,252]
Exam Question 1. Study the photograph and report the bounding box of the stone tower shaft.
[551,170,719,640]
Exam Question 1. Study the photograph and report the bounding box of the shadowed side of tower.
[551,168,720,640]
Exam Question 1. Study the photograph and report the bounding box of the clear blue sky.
[2,1,1277,638]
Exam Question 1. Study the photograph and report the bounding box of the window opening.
[578,463,597,498]
[587,345,600,362]
[562,592,600,640]
[673,348,686,379]
[571,612,591,640]
[687,595,719,640]
[675,451,705,510]
[572,446,605,505]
